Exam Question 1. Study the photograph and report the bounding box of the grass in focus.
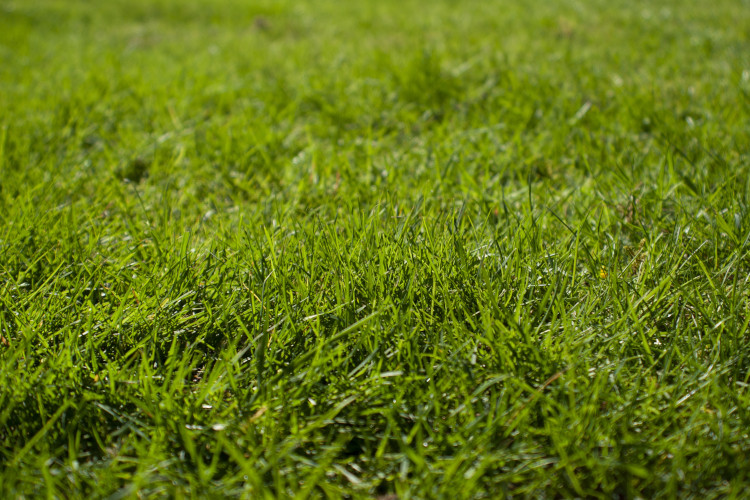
[1,0,750,497]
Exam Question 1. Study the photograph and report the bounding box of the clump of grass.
[1,0,749,497]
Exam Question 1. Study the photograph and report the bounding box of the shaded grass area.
[1,0,750,497]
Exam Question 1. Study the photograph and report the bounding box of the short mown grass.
[1,0,749,497]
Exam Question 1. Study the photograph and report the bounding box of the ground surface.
[1,0,750,497]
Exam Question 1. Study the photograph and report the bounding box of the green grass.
[1,0,750,497]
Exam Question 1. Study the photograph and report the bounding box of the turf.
[1,0,749,497]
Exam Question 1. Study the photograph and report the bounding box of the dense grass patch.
[1,0,749,497]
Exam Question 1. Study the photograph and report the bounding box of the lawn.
[1,0,749,497]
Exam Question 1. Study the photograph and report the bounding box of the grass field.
[1,0,750,497]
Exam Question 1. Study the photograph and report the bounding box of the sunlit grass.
[1,0,749,497]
